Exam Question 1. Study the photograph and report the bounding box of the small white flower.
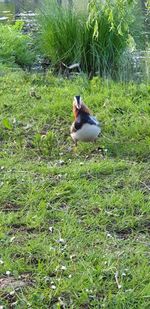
[70,254,76,260]
[6,271,11,276]
[11,302,18,307]
[61,265,66,271]
[49,226,54,233]
[10,236,16,242]
[57,238,65,244]
[59,160,65,165]
[51,285,56,290]
[107,233,112,238]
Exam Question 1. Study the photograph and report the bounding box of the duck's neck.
[73,104,90,120]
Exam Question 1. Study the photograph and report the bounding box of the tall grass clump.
[38,0,140,77]
[38,0,83,66]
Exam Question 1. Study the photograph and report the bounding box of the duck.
[70,96,101,146]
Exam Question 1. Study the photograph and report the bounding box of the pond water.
[0,0,88,21]
[0,0,40,22]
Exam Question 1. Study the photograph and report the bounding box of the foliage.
[0,21,35,67]
[38,0,142,77]
[0,70,150,308]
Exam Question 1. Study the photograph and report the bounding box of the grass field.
[0,70,150,308]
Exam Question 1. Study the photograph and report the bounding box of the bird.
[70,96,101,146]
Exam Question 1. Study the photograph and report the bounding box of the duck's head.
[73,96,82,110]
[73,96,90,118]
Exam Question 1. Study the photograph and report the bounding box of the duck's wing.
[81,114,100,126]
[71,114,100,133]
[88,115,100,126]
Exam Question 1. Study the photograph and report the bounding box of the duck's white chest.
[71,123,101,142]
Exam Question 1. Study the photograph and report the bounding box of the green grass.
[0,69,150,308]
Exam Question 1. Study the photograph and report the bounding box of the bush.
[0,21,35,67]
[38,0,141,78]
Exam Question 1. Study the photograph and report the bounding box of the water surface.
[0,0,39,21]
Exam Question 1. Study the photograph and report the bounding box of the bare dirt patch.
[6,224,47,236]
[1,202,20,212]
[114,227,133,239]
[0,277,28,290]
[140,180,150,194]
[0,274,34,307]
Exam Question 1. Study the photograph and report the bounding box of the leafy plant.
[2,118,13,130]
[0,21,35,67]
